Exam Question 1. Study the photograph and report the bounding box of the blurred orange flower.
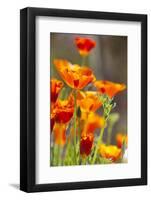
[94,80,126,98]
[75,37,96,56]
[51,112,55,132]
[52,94,74,124]
[116,133,128,148]
[99,144,122,162]
[53,123,66,146]
[51,78,63,104]
[77,91,102,112]
[80,133,94,157]
[82,112,105,133]
[54,59,95,89]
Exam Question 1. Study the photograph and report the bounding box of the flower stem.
[81,157,86,165]
[52,145,55,166]
[81,56,86,66]
[56,145,61,166]
[73,90,77,164]
[107,125,112,145]
[92,126,105,164]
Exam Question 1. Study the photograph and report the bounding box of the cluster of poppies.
[50,37,127,166]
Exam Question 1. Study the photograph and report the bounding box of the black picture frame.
[20,7,147,192]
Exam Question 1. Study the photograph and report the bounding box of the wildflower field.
[50,34,127,166]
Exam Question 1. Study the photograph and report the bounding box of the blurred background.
[50,33,127,144]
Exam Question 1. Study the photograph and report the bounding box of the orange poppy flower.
[94,80,126,98]
[80,133,94,157]
[81,112,105,133]
[116,133,128,148]
[51,78,63,103]
[75,37,96,56]
[53,123,67,146]
[77,91,102,112]
[52,94,74,124]
[99,144,122,162]
[54,59,95,89]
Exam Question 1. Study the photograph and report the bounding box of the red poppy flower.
[80,133,94,157]
[52,94,74,124]
[75,37,96,56]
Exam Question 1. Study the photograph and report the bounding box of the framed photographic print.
[20,7,147,192]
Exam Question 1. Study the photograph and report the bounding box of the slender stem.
[91,95,115,164]
[65,134,73,165]
[77,118,81,163]
[81,56,86,66]
[107,124,113,145]
[56,145,61,166]
[51,135,55,166]
[56,123,63,166]
[52,145,54,166]
[73,90,77,164]
[81,157,86,165]
[92,126,105,164]
[53,143,56,166]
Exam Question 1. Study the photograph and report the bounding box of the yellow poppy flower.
[99,144,122,162]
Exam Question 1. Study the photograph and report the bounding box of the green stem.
[52,143,56,166]
[92,126,105,164]
[56,145,61,166]
[73,90,77,164]
[107,124,113,145]
[81,157,86,165]
[51,136,54,166]
[91,95,116,164]
[65,138,70,165]
[81,56,86,66]
[51,146,54,166]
